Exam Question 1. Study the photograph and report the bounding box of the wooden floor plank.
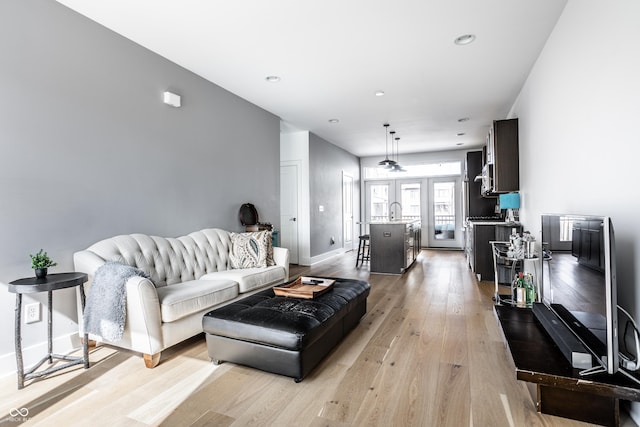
[1,249,636,427]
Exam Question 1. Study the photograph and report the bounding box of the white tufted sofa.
[73,228,289,368]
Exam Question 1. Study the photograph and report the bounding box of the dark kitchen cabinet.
[465,151,496,217]
[572,220,604,271]
[466,222,496,281]
[482,118,519,195]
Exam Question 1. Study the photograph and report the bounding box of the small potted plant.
[30,249,57,279]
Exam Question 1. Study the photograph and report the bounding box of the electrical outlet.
[25,302,41,324]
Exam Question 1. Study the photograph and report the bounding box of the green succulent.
[30,249,58,269]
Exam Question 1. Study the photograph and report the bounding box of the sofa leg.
[80,337,97,348]
[143,352,161,368]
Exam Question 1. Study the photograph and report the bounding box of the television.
[538,214,618,375]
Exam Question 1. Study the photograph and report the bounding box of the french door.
[426,177,462,248]
[365,181,392,223]
[365,179,425,246]
[365,177,462,248]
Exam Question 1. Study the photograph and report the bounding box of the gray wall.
[0,0,280,373]
[309,133,360,257]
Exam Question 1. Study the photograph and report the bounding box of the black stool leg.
[364,239,370,263]
[356,237,364,267]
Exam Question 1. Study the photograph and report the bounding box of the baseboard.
[0,332,80,379]
[308,248,347,266]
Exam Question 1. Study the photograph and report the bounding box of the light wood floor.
[1,250,636,426]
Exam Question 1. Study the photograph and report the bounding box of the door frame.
[342,171,354,251]
[280,161,300,264]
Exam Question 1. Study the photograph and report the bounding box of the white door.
[280,164,299,264]
[396,180,424,247]
[365,180,392,223]
[427,178,462,248]
[342,172,354,250]
[365,180,424,244]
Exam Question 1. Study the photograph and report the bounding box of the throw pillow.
[229,231,273,269]
[264,231,275,267]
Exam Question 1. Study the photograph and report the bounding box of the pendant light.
[390,136,406,172]
[387,131,397,169]
[378,123,397,168]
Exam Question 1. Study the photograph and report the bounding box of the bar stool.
[356,234,370,267]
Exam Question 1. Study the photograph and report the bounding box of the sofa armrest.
[273,246,290,281]
[124,276,164,355]
[74,249,164,355]
[74,250,107,284]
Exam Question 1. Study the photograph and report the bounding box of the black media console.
[495,304,640,426]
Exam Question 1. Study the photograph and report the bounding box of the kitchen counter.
[369,221,421,274]
[466,220,521,226]
[362,219,420,225]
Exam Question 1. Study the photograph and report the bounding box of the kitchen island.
[369,220,421,274]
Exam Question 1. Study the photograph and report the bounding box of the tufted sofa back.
[82,228,233,287]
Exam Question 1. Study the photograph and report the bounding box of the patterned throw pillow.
[229,231,274,269]
[265,231,275,266]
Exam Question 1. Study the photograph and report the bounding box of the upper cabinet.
[481,118,519,196]
[466,151,496,217]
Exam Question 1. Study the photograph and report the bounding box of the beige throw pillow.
[229,231,274,269]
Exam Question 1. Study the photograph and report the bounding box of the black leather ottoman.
[202,278,370,382]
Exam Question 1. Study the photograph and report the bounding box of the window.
[364,162,461,180]
[559,216,575,241]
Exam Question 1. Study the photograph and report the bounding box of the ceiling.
[56,0,567,158]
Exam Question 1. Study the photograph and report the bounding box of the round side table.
[8,272,89,389]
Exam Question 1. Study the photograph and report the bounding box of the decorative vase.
[35,268,48,279]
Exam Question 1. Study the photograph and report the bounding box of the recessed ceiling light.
[265,75,281,83]
[375,91,385,97]
[454,34,476,45]
[457,132,466,136]
[328,119,339,124]
[457,117,470,122]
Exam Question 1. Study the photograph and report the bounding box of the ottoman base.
[203,278,370,382]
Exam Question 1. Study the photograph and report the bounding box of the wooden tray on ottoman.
[273,277,335,299]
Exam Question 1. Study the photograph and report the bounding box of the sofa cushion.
[229,231,272,269]
[201,265,286,293]
[156,279,238,322]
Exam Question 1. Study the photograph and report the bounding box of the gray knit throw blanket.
[83,261,150,342]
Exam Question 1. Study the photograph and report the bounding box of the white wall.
[512,0,640,419]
